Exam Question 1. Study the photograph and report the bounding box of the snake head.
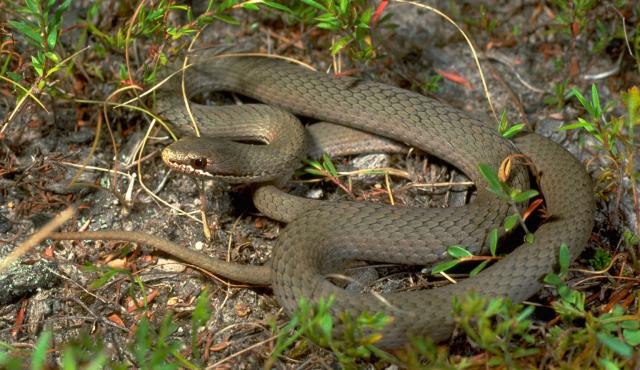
[162,136,267,183]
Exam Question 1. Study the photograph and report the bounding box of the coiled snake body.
[52,51,595,348]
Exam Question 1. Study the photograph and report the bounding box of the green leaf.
[44,51,59,63]
[623,329,640,346]
[590,83,601,117]
[261,0,292,13]
[488,228,498,256]
[431,259,460,274]
[213,14,240,26]
[511,189,539,203]
[314,12,338,22]
[330,35,353,56]
[543,273,562,286]
[47,29,58,49]
[558,118,594,132]
[319,313,333,338]
[524,233,535,244]
[596,332,632,358]
[598,358,621,370]
[620,320,639,330]
[498,109,508,133]
[9,20,43,45]
[241,2,260,10]
[169,4,189,10]
[448,245,473,258]
[567,86,588,109]
[485,297,505,316]
[26,0,40,15]
[621,86,640,127]
[31,331,52,370]
[469,260,489,276]
[321,154,338,177]
[87,266,129,289]
[338,0,348,14]
[45,64,62,77]
[316,21,339,30]
[503,214,518,232]
[516,305,535,322]
[358,7,373,26]
[478,163,507,198]
[191,288,211,330]
[61,346,76,369]
[31,55,44,77]
[7,71,23,82]
[300,0,327,11]
[304,159,322,169]
[304,168,324,176]
[54,0,72,23]
[502,123,525,139]
[558,243,570,275]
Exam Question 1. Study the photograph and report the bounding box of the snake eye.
[191,158,207,169]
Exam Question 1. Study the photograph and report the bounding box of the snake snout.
[163,136,272,182]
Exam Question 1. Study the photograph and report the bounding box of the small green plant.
[9,0,72,81]
[268,296,394,369]
[462,3,500,36]
[421,73,443,92]
[543,78,571,110]
[126,290,212,369]
[131,315,195,369]
[0,330,54,369]
[86,265,212,366]
[589,247,613,270]
[82,0,292,84]
[59,332,111,369]
[549,0,598,38]
[0,288,213,369]
[302,154,353,195]
[453,293,539,367]
[0,330,112,369]
[287,0,389,61]
[304,153,341,179]
[302,153,388,198]
[544,244,640,367]
[560,84,639,210]
[497,109,526,139]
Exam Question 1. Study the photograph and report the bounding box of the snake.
[49,50,595,349]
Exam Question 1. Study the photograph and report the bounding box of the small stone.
[306,188,323,199]
[153,257,187,273]
[536,118,566,142]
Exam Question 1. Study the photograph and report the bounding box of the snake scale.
[49,51,595,348]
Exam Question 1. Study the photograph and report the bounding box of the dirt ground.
[1,1,639,368]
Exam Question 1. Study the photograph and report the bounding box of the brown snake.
[49,51,595,348]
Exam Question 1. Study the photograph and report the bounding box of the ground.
[0,1,639,368]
